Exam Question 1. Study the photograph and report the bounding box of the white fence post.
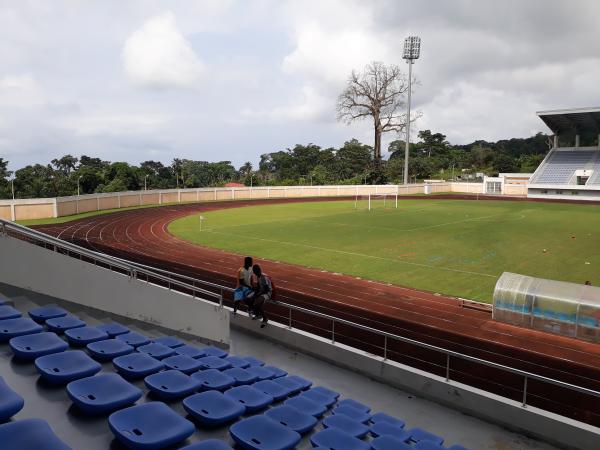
[97,196,100,211]
[231,188,234,200]
[10,202,16,221]
[118,193,121,208]
[214,188,217,201]
[178,189,181,203]
[268,187,271,198]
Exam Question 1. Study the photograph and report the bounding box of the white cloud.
[122,11,204,89]
[240,85,332,122]
[0,73,44,107]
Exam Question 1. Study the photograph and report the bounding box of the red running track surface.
[33,197,600,425]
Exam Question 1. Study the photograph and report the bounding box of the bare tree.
[337,61,417,164]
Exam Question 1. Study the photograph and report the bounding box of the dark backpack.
[265,275,277,301]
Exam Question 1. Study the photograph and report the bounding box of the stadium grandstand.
[528,107,600,201]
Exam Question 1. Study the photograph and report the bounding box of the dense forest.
[0,131,551,199]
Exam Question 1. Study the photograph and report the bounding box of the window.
[555,190,563,194]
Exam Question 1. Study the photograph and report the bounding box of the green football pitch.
[168,199,600,302]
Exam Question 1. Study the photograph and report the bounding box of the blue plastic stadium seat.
[0,318,43,341]
[108,402,194,449]
[175,345,206,359]
[252,380,292,401]
[152,336,184,348]
[446,445,471,450]
[116,332,150,348]
[224,355,250,368]
[144,370,201,400]
[28,306,67,323]
[35,350,101,384]
[113,353,165,379]
[197,355,232,371]
[371,435,413,450]
[370,412,405,429]
[162,354,203,374]
[300,389,336,407]
[273,377,304,395]
[180,440,233,450]
[0,298,7,306]
[310,386,340,400]
[246,366,275,381]
[45,316,86,334]
[0,305,21,320]
[9,332,68,360]
[224,385,273,412]
[192,369,236,391]
[66,373,142,414]
[223,367,258,386]
[407,428,444,445]
[243,356,264,367]
[338,398,370,412]
[265,405,317,434]
[414,441,445,450]
[284,395,327,417]
[310,428,370,450]
[0,376,24,421]
[202,346,228,358]
[137,342,176,360]
[230,415,301,450]
[263,365,287,378]
[96,322,129,337]
[285,375,312,390]
[0,418,72,450]
[86,339,134,361]
[65,326,109,346]
[323,413,369,438]
[183,390,245,426]
[370,421,409,438]
[333,405,371,423]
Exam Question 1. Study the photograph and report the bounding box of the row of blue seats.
[0,303,470,449]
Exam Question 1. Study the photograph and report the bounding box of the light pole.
[11,178,15,200]
[402,35,421,185]
[145,174,149,191]
[77,175,83,196]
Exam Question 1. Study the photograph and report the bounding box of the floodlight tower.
[402,36,421,185]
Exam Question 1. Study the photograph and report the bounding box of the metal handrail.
[2,218,600,409]
[0,219,222,303]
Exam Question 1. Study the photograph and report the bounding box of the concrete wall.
[2,182,535,222]
[0,234,230,344]
[233,317,600,450]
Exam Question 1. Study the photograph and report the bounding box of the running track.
[32,197,600,425]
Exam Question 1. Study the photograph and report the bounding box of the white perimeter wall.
[0,235,229,344]
[1,182,524,221]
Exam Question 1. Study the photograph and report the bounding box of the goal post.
[354,193,398,211]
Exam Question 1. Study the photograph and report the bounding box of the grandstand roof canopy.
[537,107,600,134]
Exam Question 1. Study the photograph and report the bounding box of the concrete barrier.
[0,234,230,345]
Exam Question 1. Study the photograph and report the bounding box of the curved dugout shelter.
[493,272,600,343]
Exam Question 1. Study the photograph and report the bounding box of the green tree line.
[0,131,551,199]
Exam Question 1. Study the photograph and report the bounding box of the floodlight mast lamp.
[402,36,420,185]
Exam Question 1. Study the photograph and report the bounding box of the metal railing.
[2,218,600,414]
[0,219,222,305]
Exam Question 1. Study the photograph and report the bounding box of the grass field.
[168,199,600,302]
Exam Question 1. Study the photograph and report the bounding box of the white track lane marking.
[204,229,497,278]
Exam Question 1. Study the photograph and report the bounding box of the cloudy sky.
[1,0,599,171]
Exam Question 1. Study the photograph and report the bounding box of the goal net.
[354,193,398,211]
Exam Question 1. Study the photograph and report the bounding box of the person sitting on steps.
[233,256,254,316]
[249,264,273,328]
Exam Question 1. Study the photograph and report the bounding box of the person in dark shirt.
[250,264,272,328]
